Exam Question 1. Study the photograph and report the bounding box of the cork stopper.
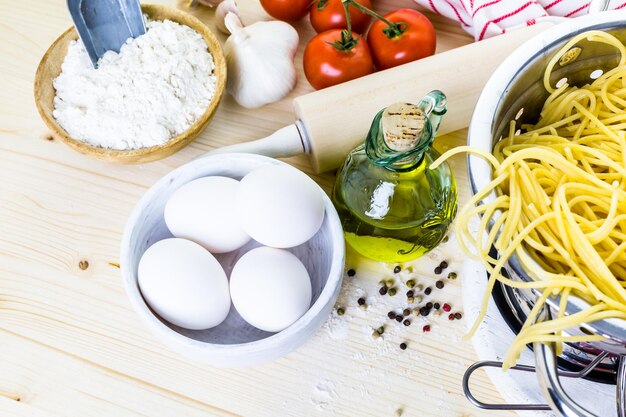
[381,103,426,152]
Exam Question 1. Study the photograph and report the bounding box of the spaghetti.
[431,31,626,369]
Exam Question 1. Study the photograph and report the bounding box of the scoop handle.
[294,22,555,173]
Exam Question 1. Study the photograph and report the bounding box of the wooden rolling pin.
[210,22,553,173]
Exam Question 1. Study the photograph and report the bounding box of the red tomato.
[310,0,373,34]
[303,30,374,90]
[259,0,310,21]
[367,9,436,70]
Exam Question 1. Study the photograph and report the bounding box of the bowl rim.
[33,3,227,163]
[466,11,626,344]
[120,153,346,358]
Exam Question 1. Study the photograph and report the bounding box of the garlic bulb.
[215,0,239,35]
[223,12,299,109]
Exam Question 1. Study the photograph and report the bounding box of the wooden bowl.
[34,4,226,164]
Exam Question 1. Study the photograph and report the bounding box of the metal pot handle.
[617,355,626,417]
[534,341,597,417]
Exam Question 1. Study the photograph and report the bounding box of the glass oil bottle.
[332,90,457,263]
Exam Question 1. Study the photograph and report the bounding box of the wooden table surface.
[0,1,517,416]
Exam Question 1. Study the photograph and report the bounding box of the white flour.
[53,19,217,150]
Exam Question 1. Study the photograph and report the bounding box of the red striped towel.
[414,0,626,40]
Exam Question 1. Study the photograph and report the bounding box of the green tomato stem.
[382,22,409,39]
[326,30,359,52]
[342,0,352,35]
[315,0,328,11]
[341,0,407,38]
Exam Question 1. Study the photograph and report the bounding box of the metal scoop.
[67,0,146,67]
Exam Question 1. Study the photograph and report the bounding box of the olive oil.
[332,91,457,263]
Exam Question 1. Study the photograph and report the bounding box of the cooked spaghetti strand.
[431,30,626,370]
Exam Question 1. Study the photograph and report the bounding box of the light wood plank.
[0,330,238,417]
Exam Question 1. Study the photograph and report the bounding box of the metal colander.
[466,10,626,417]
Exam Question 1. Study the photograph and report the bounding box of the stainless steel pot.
[466,9,626,417]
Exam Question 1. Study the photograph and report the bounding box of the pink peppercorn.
[443,303,451,312]
[448,313,455,320]
[423,325,431,332]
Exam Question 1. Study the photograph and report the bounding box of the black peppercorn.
[434,266,443,275]
[403,319,411,326]
[388,311,396,320]
[419,307,430,316]
[424,287,432,295]
[400,342,407,350]
[436,280,444,289]
[403,308,410,316]
[406,290,414,298]
[395,315,403,323]
[357,297,366,305]
[394,265,401,274]
[440,261,448,269]
[426,302,433,309]
[455,312,463,320]
[434,303,441,310]
[347,269,356,277]
[379,286,388,295]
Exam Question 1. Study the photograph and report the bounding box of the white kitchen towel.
[413,0,626,40]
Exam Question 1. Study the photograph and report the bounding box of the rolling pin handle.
[203,123,306,160]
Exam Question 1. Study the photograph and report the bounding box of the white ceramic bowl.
[120,153,345,367]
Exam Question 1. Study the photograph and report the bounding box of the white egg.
[138,238,231,330]
[237,166,325,248]
[230,246,312,332]
[164,176,251,253]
